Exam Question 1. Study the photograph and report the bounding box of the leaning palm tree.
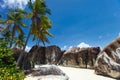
[27,0,52,47]
[32,15,53,46]
[0,9,27,48]
[14,34,25,49]
[16,0,53,68]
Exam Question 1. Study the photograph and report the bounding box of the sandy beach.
[24,65,116,80]
[58,66,115,80]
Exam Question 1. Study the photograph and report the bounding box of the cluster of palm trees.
[0,0,53,67]
[0,9,27,48]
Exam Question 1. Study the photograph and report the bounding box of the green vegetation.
[0,0,53,79]
[28,0,53,46]
[0,9,27,48]
[0,40,25,80]
[16,0,52,67]
[0,0,52,49]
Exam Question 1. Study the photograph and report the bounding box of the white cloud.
[25,46,31,52]
[68,46,73,49]
[77,42,91,48]
[0,0,35,9]
[61,45,67,50]
[61,42,91,50]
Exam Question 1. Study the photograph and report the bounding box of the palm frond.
[18,22,27,27]
[26,13,33,18]
[16,25,24,35]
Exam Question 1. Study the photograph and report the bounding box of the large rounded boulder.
[59,47,100,68]
[95,37,120,78]
[29,45,46,64]
[29,45,63,65]
[45,45,62,64]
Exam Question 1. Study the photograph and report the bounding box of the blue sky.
[45,0,120,49]
[0,0,120,50]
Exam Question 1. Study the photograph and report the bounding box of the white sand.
[58,66,115,80]
[25,65,115,80]
[25,75,68,80]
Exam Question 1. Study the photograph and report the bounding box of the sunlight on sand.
[25,65,116,80]
[58,66,115,80]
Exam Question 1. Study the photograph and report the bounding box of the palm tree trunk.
[10,27,15,48]
[23,30,31,51]
[10,39,13,48]
[16,31,31,67]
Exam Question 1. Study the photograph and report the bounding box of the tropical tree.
[0,9,27,48]
[26,0,52,47]
[0,31,12,46]
[32,14,53,46]
[0,15,4,32]
[29,0,52,45]
[16,0,53,68]
[14,34,25,49]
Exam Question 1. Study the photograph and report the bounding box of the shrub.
[0,40,25,80]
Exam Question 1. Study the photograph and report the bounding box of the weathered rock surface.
[29,45,63,65]
[64,47,81,53]
[12,48,31,70]
[32,65,66,76]
[95,37,120,78]
[29,45,46,64]
[45,45,62,64]
[30,65,69,80]
[59,47,100,68]
[28,45,100,69]
[85,47,100,68]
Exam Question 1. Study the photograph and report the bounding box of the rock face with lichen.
[29,45,46,64]
[95,37,120,78]
[29,45,63,65]
[45,45,62,64]
[59,47,100,68]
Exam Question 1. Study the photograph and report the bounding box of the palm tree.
[0,15,4,32]
[0,31,12,46]
[27,0,53,47]
[14,34,25,49]
[32,15,53,46]
[16,0,53,68]
[0,9,27,48]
